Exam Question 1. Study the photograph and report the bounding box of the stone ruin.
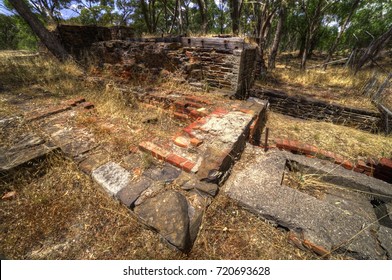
[2,25,392,259]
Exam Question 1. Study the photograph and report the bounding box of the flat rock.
[175,172,218,197]
[0,133,58,172]
[78,152,111,175]
[378,226,392,259]
[134,190,190,251]
[143,164,181,183]
[223,145,386,259]
[92,162,131,196]
[187,190,211,243]
[116,177,153,208]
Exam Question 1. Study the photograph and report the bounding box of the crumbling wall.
[55,25,134,60]
[89,37,257,98]
[251,88,383,133]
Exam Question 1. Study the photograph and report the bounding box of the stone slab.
[378,226,392,259]
[0,133,59,172]
[143,164,181,183]
[286,152,392,202]
[116,177,153,208]
[223,145,386,259]
[134,190,190,251]
[175,172,219,197]
[92,162,131,196]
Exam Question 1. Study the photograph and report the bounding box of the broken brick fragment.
[62,97,86,107]
[139,141,170,160]
[173,136,190,148]
[303,239,330,257]
[173,112,189,121]
[166,154,188,169]
[190,138,203,147]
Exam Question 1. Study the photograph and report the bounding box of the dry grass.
[0,155,183,260]
[189,195,322,260]
[266,112,392,161]
[262,52,392,111]
[1,50,390,260]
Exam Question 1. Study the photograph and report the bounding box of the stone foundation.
[87,37,258,99]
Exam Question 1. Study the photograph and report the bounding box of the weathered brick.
[166,154,187,169]
[211,107,228,116]
[139,141,170,160]
[190,138,203,147]
[379,158,392,170]
[63,97,86,107]
[25,105,71,122]
[173,112,189,121]
[79,101,95,109]
[182,161,196,173]
[173,136,189,148]
[353,167,365,173]
[357,160,374,173]
[342,160,354,170]
[303,239,330,257]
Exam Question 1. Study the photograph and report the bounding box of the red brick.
[182,161,196,173]
[139,141,170,160]
[211,107,228,116]
[173,112,189,121]
[185,96,212,105]
[288,140,300,152]
[173,100,187,111]
[63,97,86,106]
[25,105,71,122]
[79,102,94,109]
[287,232,305,250]
[189,109,203,119]
[166,154,188,169]
[300,144,318,155]
[190,138,203,147]
[173,136,189,148]
[239,109,255,115]
[379,158,392,170]
[319,149,335,161]
[129,146,139,153]
[357,160,374,173]
[341,160,354,170]
[303,240,330,257]
[364,171,373,177]
[353,167,365,173]
[185,101,203,109]
[183,122,201,137]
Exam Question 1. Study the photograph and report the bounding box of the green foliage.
[0,14,37,50]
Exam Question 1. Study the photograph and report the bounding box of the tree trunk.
[229,0,243,36]
[323,0,361,70]
[196,0,208,34]
[354,26,392,73]
[8,0,69,61]
[268,3,286,69]
[140,0,153,33]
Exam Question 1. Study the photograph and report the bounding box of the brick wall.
[55,25,134,60]
[251,88,384,133]
[88,37,257,98]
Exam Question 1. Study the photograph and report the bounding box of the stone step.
[138,98,268,185]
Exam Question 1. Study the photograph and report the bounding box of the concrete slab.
[223,145,387,259]
[286,152,392,202]
[92,162,131,196]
